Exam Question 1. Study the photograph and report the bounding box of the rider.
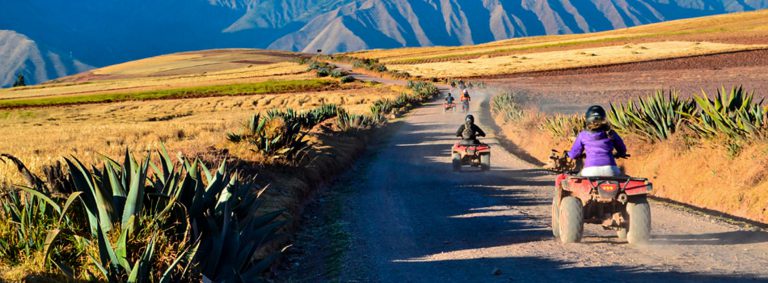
[456,114,486,145]
[460,89,471,102]
[445,93,455,105]
[567,105,627,177]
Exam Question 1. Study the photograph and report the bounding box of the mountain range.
[1,0,766,86]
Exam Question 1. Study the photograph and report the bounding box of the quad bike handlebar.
[547,149,630,174]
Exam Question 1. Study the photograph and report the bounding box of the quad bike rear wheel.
[452,153,461,172]
[627,197,651,244]
[480,153,490,171]
[551,189,560,238]
[558,197,583,243]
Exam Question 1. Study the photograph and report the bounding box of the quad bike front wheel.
[558,197,583,243]
[480,153,490,171]
[626,197,651,244]
[452,153,461,172]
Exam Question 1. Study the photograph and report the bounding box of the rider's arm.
[567,132,584,159]
[611,131,628,156]
[474,125,486,137]
[456,125,465,137]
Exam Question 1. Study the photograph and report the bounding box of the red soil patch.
[486,49,768,113]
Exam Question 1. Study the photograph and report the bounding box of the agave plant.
[1,146,285,282]
[0,154,79,272]
[491,92,524,122]
[228,113,311,162]
[686,86,766,140]
[607,90,696,142]
[336,108,377,131]
[540,114,585,140]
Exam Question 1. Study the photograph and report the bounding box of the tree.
[12,73,26,87]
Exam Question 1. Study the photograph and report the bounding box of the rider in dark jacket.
[456,115,486,145]
[445,93,455,104]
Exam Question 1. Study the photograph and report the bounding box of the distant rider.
[567,105,627,177]
[456,114,486,145]
[461,89,471,102]
[445,93,455,104]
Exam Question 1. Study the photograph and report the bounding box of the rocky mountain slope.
[1,0,765,86]
[0,31,91,87]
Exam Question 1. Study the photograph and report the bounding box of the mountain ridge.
[1,0,766,86]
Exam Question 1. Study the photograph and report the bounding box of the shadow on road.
[654,230,768,246]
[392,256,763,282]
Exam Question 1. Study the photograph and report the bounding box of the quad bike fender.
[555,174,568,190]
[624,180,653,195]
[561,177,592,197]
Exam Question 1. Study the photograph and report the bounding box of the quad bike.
[451,141,490,171]
[443,102,456,112]
[550,150,652,244]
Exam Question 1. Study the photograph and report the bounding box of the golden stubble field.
[387,41,766,78]
[0,49,312,100]
[0,83,403,185]
[350,10,768,79]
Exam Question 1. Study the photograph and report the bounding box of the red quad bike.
[444,102,456,112]
[451,141,490,171]
[550,150,653,244]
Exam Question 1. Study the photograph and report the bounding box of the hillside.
[350,9,768,78]
[1,0,766,86]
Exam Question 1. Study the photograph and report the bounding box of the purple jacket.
[568,130,627,167]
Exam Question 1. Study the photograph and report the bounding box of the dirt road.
[333,88,768,282]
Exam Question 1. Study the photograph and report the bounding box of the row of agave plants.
[302,60,355,83]
[227,81,441,162]
[493,86,766,153]
[0,147,283,282]
[318,55,412,80]
[608,87,765,144]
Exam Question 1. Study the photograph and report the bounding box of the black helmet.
[465,114,475,124]
[585,105,606,124]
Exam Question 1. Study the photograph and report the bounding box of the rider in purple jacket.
[568,105,627,176]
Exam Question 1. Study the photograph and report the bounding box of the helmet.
[585,105,606,124]
[463,89,469,95]
[465,114,475,124]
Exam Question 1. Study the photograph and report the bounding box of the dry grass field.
[0,48,406,186]
[0,83,403,186]
[388,41,764,78]
[349,10,768,79]
[0,49,312,100]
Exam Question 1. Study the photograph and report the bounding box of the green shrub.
[330,69,347,78]
[340,76,355,83]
